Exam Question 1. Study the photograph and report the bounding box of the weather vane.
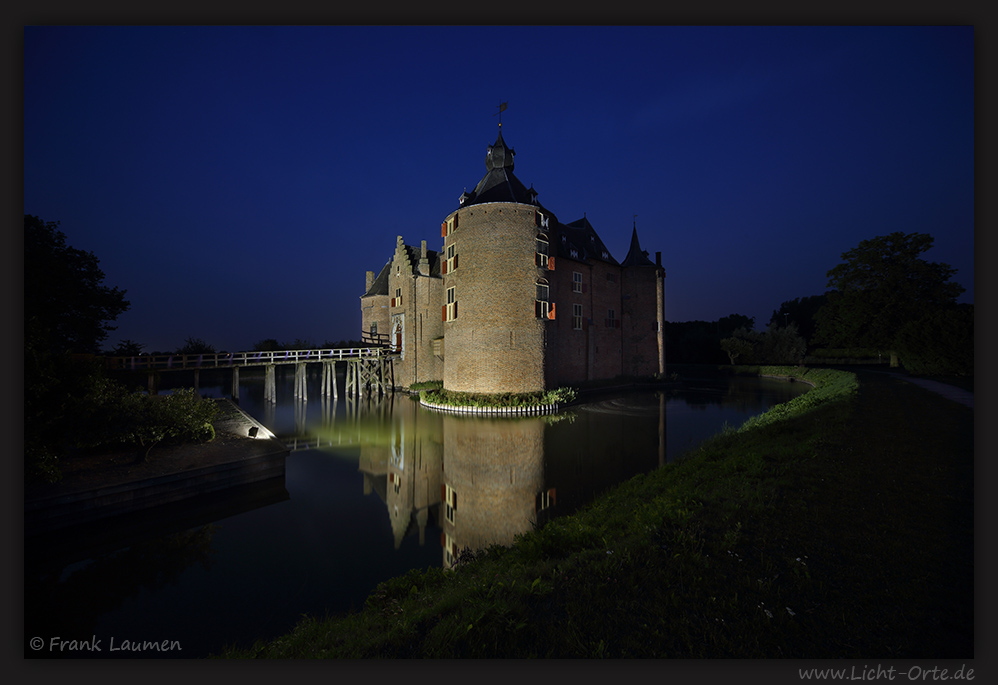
[494,101,508,127]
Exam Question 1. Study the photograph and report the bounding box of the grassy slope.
[219,367,973,658]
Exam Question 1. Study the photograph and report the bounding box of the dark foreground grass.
[218,367,973,658]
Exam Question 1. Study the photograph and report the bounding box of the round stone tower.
[440,128,556,394]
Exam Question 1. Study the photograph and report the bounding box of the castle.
[361,126,665,394]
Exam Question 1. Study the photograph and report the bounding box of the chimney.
[418,240,429,276]
[365,270,375,292]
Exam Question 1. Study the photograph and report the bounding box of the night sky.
[23,25,975,354]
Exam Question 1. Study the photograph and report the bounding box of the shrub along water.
[219,366,972,658]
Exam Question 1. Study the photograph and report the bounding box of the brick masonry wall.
[621,266,663,377]
[442,203,548,394]
[361,293,390,346]
[589,260,624,380]
[441,415,546,552]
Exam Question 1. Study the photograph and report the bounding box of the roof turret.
[459,128,538,208]
[621,222,657,267]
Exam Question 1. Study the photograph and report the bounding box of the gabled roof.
[362,244,441,299]
[459,129,542,208]
[561,216,619,265]
[362,261,392,297]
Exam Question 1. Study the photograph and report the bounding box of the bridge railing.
[104,347,389,371]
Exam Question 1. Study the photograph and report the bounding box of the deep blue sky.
[23,25,974,354]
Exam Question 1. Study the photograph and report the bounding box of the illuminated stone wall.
[439,415,546,563]
[440,204,548,394]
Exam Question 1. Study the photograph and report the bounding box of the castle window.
[535,488,557,513]
[370,322,378,336]
[535,211,550,229]
[443,532,459,568]
[535,234,549,269]
[572,271,583,293]
[606,272,617,283]
[573,303,583,330]
[443,243,458,274]
[391,287,402,308]
[570,248,579,259]
[606,309,620,329]
[443,287,457,321]
[443,483,458,524]
[535,281,555,319]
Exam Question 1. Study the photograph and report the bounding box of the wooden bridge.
[105,335,396,402]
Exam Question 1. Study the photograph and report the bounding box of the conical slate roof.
[620,225,656,267]
[459,129,538,207]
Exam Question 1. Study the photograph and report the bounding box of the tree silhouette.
[814,233,964,364]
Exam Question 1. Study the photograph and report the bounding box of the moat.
[24,367,808,658]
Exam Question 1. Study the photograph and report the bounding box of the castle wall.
[441,203,549,394]
[589,260,624,380]
[621,266,662,377]
[360,292,389,345]
[440,416,546,562]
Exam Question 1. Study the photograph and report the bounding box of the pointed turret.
[621,221,656,267]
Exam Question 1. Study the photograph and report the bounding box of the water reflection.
[25,370,808,658]
[328,376,806,569]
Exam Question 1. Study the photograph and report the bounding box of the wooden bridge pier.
[264,364,277,403]
[321,361,338,400]
[232,366,240,401]
[293,363,307,401]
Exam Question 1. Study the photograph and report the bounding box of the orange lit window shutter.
[452,491,457,510]
[441,532,446,547]
[453,301,457,318]
[442,305,447,322]
[454,213,458,228]
[453,254,458,269]
[441,484,446,501]
[548,303,556,320]
[442,260,447,275]
[441,221,448,237]
[548,256,555,270]
[549,488,557,505]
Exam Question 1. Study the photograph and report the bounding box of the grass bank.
[218,366,973,658]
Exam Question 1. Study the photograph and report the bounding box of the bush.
[420,386,576,409]
[894,306,973,376]
[73,384,218,460]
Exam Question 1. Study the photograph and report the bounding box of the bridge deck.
[106,347,393,372]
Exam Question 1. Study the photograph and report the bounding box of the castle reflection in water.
[347,393,666,568]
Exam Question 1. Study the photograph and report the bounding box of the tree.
[720,336,754,365]
[769,295,827,346]
[112,339,145,356]
[25,215,130,354]
[759,322,807,365]
[893,304,974,376]
[176,337,215,355]
[253,338,281,352]
[814,233,964,364]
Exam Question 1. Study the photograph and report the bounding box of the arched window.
[535,279,555,319]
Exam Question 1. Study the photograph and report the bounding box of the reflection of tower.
[440,416,546,567]
[358,397,443,549]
